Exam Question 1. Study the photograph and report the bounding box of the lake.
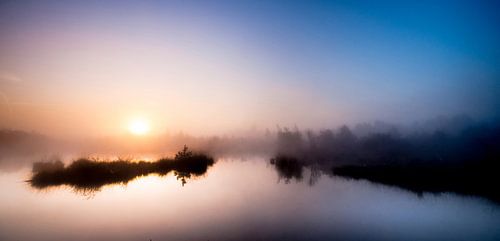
[1,157,499,241]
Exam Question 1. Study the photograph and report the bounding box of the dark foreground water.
[1,158,499,241]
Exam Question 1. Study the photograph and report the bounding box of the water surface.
[1,158,499,241]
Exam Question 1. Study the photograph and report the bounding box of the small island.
[29,146,214,191]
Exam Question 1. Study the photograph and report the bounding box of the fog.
[1,114,497,169]
[1,1,499,138]
[0,0,499,202]
[2,2,500,241]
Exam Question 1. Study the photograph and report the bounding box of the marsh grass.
[333,163,500,203]
[269,153,500,202]
[29,145,214,191]
[271,121,500,202]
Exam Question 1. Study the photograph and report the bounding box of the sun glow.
[128,118,151,135]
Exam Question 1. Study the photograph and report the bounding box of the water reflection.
[28,146,214,194]
[270,154,500,203]
[270,155,303,183]
[270,155,322,186]
[0,158,499,241]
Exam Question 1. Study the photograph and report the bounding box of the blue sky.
[0,0,499,135]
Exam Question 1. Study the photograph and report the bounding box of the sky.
[0,0,499,137]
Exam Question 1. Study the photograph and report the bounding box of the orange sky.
[1,1,498,138]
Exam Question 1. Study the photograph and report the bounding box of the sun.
[128,118,151,135]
